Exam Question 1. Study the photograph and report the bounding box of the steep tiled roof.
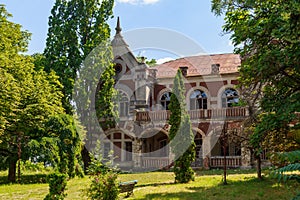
[153,53,241,78]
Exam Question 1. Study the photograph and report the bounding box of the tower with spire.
[111,17,156,112]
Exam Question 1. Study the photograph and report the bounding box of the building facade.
[96,19,258,171]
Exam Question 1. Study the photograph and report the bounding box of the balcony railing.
[142,157,170,169]
[210,156,241,168]
[135,107,248,122]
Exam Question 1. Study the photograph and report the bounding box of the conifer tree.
[169,70,196,183]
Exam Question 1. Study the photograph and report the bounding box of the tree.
[136,56,157,67]
[44,0,114,114]
[44,0,116,170]
[169,70,196,183]
[0,5,64,182]
[211,0,300,178]
[46,114,84,178]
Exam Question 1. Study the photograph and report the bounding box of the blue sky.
[2,0,233,62]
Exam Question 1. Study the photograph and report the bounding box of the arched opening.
[192,131,203,167]
[141,130,169,157]
[221,88,239,108]
[190,89,208,110]
[160,92,172,110]
[117,90,129,117]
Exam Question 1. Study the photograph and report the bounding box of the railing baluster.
[135,107,248,122]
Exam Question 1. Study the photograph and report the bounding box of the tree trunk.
[8,157,17,182]
[256,155,262,180]
[81,146,91,173]
[223,145,227,185]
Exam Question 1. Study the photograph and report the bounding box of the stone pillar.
[240,141,252,169]
[133,139,142,168]
[202,136,211,169]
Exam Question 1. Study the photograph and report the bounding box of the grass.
[0,169,299,200]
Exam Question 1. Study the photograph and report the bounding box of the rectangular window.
[113,142,122,161]
[125,142,132,161]
[103,142,111,160]
[234,145,241,156]
[190,99,196,110]
[203,99,208,109]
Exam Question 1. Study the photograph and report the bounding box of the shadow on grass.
[0,173,47,185]
[136,176,299,200]
[136,181,175,188]
[194,168,258,176]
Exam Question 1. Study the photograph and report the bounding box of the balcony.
[135,107,248,122]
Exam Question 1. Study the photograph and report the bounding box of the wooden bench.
[119,180,138,197]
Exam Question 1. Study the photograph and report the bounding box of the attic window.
[211,64,220,74]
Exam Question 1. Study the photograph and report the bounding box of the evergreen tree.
[169,70,196,183]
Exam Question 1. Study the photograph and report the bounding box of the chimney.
[179,66,188,77]
[211,64,220,74]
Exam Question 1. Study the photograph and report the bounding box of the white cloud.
[142,0,160,4]
[117,0,138,4]
[117,0,160,5]
[156,57,174,64]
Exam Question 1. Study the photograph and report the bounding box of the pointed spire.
[115,16,122,34]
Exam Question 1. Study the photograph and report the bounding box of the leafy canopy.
[211,0,300,153]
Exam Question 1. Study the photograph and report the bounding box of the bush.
[85,171,119,200]
[21,160,52,172]
[44,173,68,200]
[83,141,119,200]
[271,150,300,200]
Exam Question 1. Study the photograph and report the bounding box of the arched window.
[160,92,172,110]
[118,90,129,116]
[190,90,207,110]
[221,88,239,108]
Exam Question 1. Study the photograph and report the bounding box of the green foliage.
[169,70,196,183]
[0,5,64,182]
[211,0,300,169]
[83,141,119,200]
[46,114,84,178]
[20,160,52,172]
[44,173,68,200]
[271,150,300,182]
[44,0,114,114]
[136,56,157,67]
[271,150,300,200]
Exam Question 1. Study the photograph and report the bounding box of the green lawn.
[0,170,299,200]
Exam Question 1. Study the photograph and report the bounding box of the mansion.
[94,18,262,171]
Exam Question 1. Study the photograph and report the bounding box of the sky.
[1,0,234,63]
